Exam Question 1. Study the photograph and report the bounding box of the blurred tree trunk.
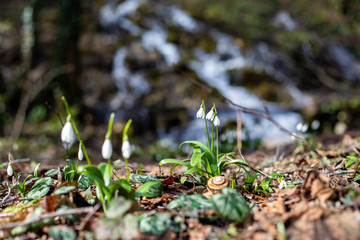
[55,0,83,100]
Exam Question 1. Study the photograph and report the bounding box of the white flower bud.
[122,140,131,159]
[196,106,205,119]
[206,109,215,121]
[61,121,76,150]
[7,163,13,176]
[213,116,220,126]
[101,139,113,159]
[78,148,84,161]
[279,180,287,189]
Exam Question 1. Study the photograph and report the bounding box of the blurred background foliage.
[1,0,360,164]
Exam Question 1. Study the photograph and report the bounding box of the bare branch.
[178,69,333,172]
[0,182,15,206]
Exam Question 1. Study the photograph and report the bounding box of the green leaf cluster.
[168,188,251,223]
[345,155,360,181]
[26,177,54,199]
[95,197,138,240]
[261,172,284,193]
[160,141,253,181]
[81,163,135,212]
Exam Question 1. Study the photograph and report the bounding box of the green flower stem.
[124,157,130,182]
[122,119,132,141]
[123,119,132,183]
[61,96,92,166]
[211,122,214,153]
[216,126,219,162]
[105,113,115,140]
[202,102,211,151]
[76,142,81,169]
[8,157,25,197]
[106,113,115,165]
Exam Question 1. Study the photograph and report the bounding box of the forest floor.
[0,131,360,240]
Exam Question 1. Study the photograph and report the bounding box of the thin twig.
[76,203,101,231]
[0,197,38,206]
[351,147,360,179]
[0,206,97,230]
[45,101,64,126]
[178,69,333,172]
[327,169,360,176]
[0,182,15,206]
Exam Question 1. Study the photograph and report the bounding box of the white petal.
[214,116,220,126]
[78,149,84,161]
[279,180,287,189]
[101,139,113,159]
[196,107,205,119]
[7,163,13,176]
[206,109,214,121]
[122,140,131,159]
[61,121,76,150]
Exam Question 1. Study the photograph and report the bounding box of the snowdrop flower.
[122,140,131,159]
[7,163,13,176]
[213,116,220,126]
[61,121,76,150]
[101,139,113,159]
[279,180,287,189]
[196,105,205,119]
[206,109,215,121]
[78,148,84,161]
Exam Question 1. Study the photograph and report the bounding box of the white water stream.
[99,0,306,145]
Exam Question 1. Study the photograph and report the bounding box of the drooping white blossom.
[213,116,220,126]
[196,106,205,119]
[78,148,84,161]
[101,139,113,159]
[7,163,13,176]
[122,140,131,159]
[279,180,287,189]
[206,109,215,121]
[61,121,76,150]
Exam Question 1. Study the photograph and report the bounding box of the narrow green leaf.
[159,159,192,168]
[183,168,202,175]
[110,179,135,201]
[82,166,106,188]
[45,169,58,176]
[354,174,360,181]
[261,177,276,193]
[67,159,76,170]
[104,163,113,187]
[190,152,205,167]
[180,140,210,153]
[98,163,108,175]
[346,156,359,168]
[180,176,187,184]
[33,163,41,178]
